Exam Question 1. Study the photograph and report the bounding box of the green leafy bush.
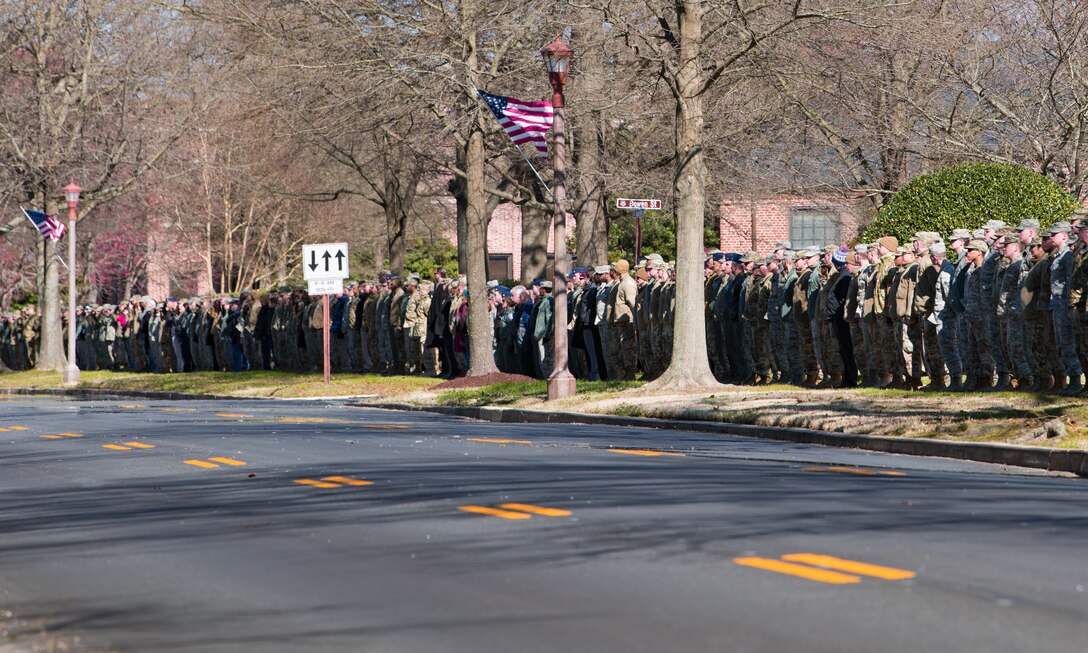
[861,162,1082,242]
[403,237,459,278]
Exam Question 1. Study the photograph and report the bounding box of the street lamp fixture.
[62,181,81,385]
[541,36,576,401]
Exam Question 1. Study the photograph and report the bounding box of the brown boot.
[1042,375,1055,391]
[924,376,945,392]
[828,373,844,388]
[802,373,819,388]
[877,373,894,389]
[908,376,924,391]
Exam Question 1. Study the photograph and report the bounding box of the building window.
[487,254,513,281]
[789,208,840,249]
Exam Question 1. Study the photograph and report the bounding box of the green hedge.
[861,162,1082,242]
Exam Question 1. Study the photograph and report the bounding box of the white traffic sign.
[302,242,350,280]
[307,277,343,295]
[616,198,662,210]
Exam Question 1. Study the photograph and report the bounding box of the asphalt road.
[1,395,1086,652]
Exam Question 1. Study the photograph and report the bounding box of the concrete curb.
[358,402,1088,477]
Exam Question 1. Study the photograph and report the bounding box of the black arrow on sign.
[308,250,318,272]
[335,250,345,271]
[322,251,332,271]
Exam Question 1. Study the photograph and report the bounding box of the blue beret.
[725,253,743,263]
[496,285,510,293]
[572,266,591,274]
[711,253,726,262]
[532,278,543,287]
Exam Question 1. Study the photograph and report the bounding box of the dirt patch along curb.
[356,402,1088,478]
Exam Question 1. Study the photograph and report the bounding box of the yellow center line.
[208,457,247,466]
[363,424,412,430]
[40,435,64,440]
[608,448,686,457]
[216,413,252,418]
[275,417,347,424]
[781,554,916,580]
[804,466,906,477]
[103,444,133,451]
[161,407,195,413]
[8,426,28,430]
[457,505,533,520]
[733,557,861,584]
[294,479,342,488]
[124,442,155,449]
[467,437,533,445]
[497,503,571,517]
[119,405,145,409]
[184,459,220,468]
[0,427,8,432]
[322,476,374,486]
[59,433,82,438]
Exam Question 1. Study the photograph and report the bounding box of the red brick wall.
[717,195,873,254]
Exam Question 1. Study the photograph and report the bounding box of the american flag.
[23,208,67,242]
[477,89,554,158]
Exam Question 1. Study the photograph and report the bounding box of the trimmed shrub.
[861,162,1082,242]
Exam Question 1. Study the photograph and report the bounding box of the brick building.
[717,194,874,254]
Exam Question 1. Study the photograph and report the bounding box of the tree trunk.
[464,126,498,376]
[647,0,719,391]
[36,232,65,371]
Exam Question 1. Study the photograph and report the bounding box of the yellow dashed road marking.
[161,407,195,413]
[294,479,342,488]
[804,466,906,476]
[125,442,155,449]
[322,476,374,486]
[118,405,145,409]
[40,435,65,440]
[467,437,533,445]
[103,444,132,451]
[216,413,252,418]
[208,457,247,466]
[184,459,220,468]
[733,557,861,584]
[497,503,572,517]
[457,505,533,520]
[608,448,685,457]
[8,426,29,430]
[781,554,916,580]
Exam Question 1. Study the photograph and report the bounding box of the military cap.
[646,253,665,263]
[711,252,726,262]
[499,288,512,298]
[913,231,942,245]
[802,247,822,258]
[531,278,543,287]
[593,265,611,275]
[539,280,553,290]
[741,250,759,263]
[773,240,793,251]
[877,236,899,252]
[1029,237,1043,248]
[496,285,510,294]
[971,229,986,239]
[1047,221,1071,235]
[724,252,743,263]
[764,254,776,265]
[983,220,1007,230]
[612,259,631,274]
[929,241,946,256]
[966,239,989,253]
[823,245,837,255]
[844,252,860,266]
[854,243,870,254]
[486,279,499,289]
[572,266,591,275]
[635,268,649,282]
[781,250,797,261]
[1016,219,1040,231]
[949,228,972,241]
[895,247,908,256]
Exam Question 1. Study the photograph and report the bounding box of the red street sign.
[616,198,661,210]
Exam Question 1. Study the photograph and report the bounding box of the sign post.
[302,243,350,383]
[616,199,661,262]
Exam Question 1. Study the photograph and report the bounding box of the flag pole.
[472,88,554,200]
